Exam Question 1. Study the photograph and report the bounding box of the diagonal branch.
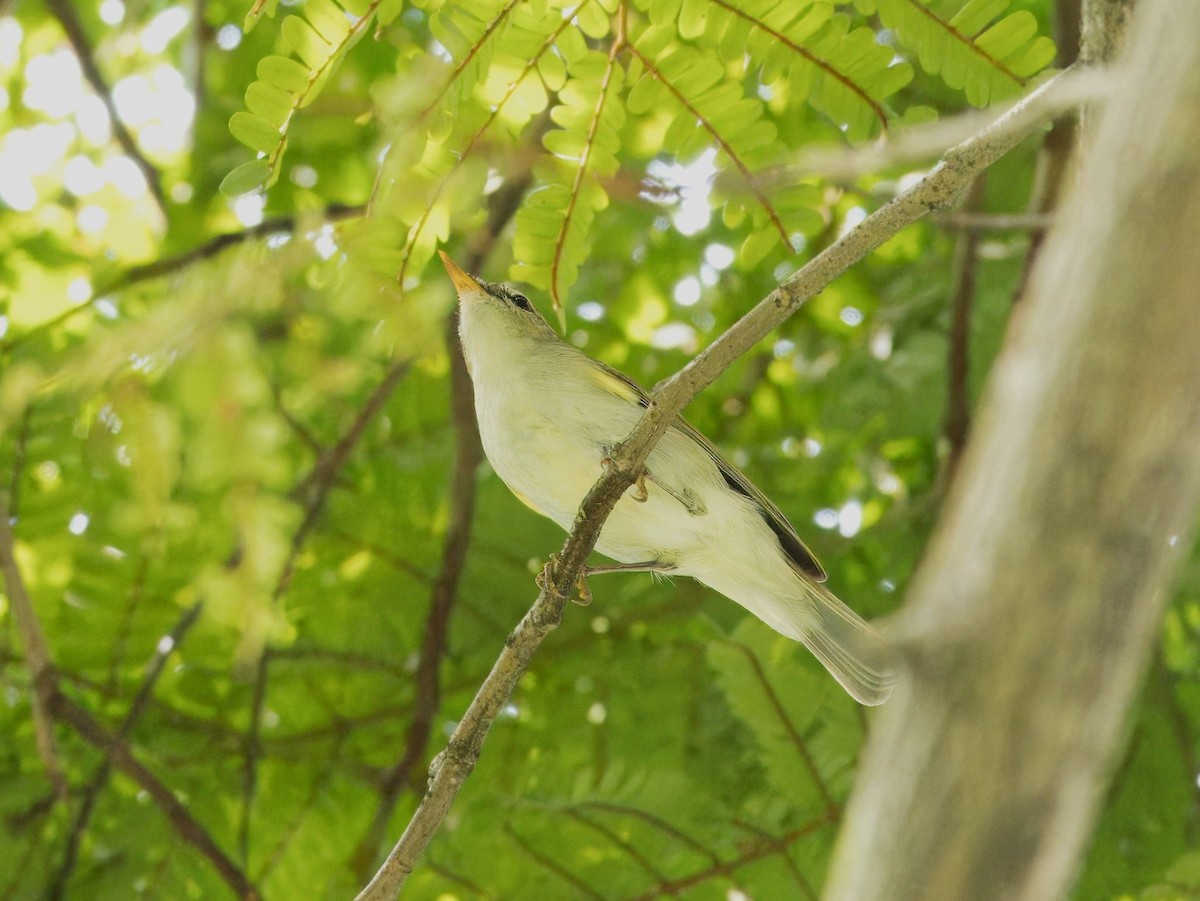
[504,822,604,900]
[356,67,1082,900]
[49,601,205,899]
[629,812,835,901]
[721,640,837,815]
[0,204,365,357]
[0,500,66,798]
[49,691,259,899]
[0,504,254,898]
[44,0,168,216]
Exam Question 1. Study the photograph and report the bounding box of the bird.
[439,251,897,705]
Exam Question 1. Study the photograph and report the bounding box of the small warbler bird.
[440,251,896,705]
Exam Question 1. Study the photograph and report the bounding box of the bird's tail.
[795,581,898,706]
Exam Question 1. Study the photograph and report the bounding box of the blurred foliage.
[0,0,1196,899]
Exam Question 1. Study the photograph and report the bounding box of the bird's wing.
[589,360,827,582]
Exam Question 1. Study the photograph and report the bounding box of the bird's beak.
[438,250,479,297]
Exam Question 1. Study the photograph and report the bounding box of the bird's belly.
[474,388,763,569]
[479,409,605,525]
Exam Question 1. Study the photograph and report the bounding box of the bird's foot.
[631,471,648,502]
[572,574,593,607]
[537,555,594,606]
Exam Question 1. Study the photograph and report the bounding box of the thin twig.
[48,691,259,899]
[576,801,721,868]
[943,176,987,483]
[505,822,605,900]
[0,205,364,357]
[239,651,269,865]
[720,640,837,815]
[733,819,818,901]
[49,602,205,899]
[0,505,253,897]
[0,500,66,798]
[44,0,167,216]
[626,813,835,901]
[743,66,1104,186]
[563,809,670,884]
[356,67,1083,900]
[279,360,412,599]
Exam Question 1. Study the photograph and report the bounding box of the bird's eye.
[510,293,532,311]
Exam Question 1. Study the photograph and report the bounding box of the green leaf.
[576,2,610,39]
[282,15,332,69]
[678,0,709,39]
[740,226,779,266]
[304,0,353,42]
[219,159,271,196]
[976,11,1038,61]
[257,55,312,93]
[949,0,1009,36]
[245,81,295,128]
[228,111,280,154]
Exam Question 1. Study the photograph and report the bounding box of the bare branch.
[50,602,204,899]
[942,176,987,483]
[356,65,1084,901]
[719,640,837,815]
[0,500,66,798]
[44,0,168,216]
[49,691,259,899]
[504,822,605,900]
[627,813,835,901]
[279,360,412,599]
[0,205,364,357]
[747,66,1105,186]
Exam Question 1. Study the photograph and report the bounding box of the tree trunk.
[825,0,1200,897]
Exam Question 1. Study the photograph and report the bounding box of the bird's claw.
[537,555,592,606]
[572,574,593,607]
[632,471,648,502]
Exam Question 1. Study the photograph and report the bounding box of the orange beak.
[438,250,479,296]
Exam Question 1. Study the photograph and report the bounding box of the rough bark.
[825,0,1200,897]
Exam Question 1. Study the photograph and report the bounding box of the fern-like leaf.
[856,0,1056,106]
[511,34,627,321]
[221,0,385,197]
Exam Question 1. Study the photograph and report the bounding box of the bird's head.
[438,250,556,339]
